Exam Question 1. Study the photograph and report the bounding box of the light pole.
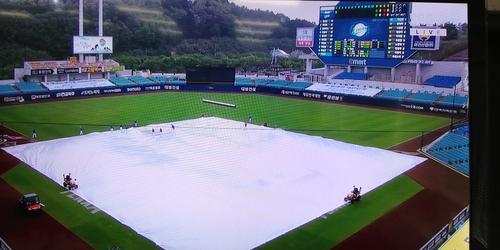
[450,83,457,129]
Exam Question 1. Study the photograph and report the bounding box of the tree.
[442,22,458,40]
[460,23,468,33]
[190,0,236,38]
[161,0,194,36]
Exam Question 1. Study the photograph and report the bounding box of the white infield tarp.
[5,117,425,250]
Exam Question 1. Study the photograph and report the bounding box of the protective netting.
[5,117,425,250]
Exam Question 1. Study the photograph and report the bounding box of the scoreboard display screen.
[186,67,235,85]
[312,2,414,67]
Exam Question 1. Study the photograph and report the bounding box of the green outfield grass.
[0,92,447,249]
[0,92,448,148]
[257,175,422,250]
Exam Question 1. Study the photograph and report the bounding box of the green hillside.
[0,0,313,79]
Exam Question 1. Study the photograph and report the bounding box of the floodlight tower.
[78,0,84,63]
[98,0,103,61]
[78,0,104,62]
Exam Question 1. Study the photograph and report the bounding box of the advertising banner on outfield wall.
[0,84,467,114]
[73,36,113,54]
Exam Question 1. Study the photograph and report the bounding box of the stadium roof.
[271,48,289,58]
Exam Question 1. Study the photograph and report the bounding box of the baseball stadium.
[0,1,470,250]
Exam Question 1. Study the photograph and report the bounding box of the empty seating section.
[149,75,186,85]
[376,89,411,101]
[234,78,255,87]
[42,79,115,90]
[452,125,469,137]
[426,132,469,176]
[238,78,268,86]
[129,76,155,85]
[334,72,368,80]
[306,83,381,97]
[15,82,46,93]
[407,91,441,104]
[0,85,19,95]
[1,76,469,113]
[289,81,314,91]
[439,95,468,106]
[424,75,461,88]
[266,79,290,88]
[235,78,312,91]
[148,75,168,83]
[110,77,136,86]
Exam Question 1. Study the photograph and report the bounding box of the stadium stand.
[148,74,186,85]
[266,79,290,88]
[0,85,19,95]
[425,127,469,176]
[149,75,168,84]
[424,75,461,88]
[438,94,468,106]
[252,78,272,86]
[234,77,312,91]
[288,81,313,90]
[15,82,47,93]
[42,79,115,90]
[235,78,312,91]
[235,78,256,87]
[109,77,137,87]
[406,91,441,104]
[334,72,369,80]
[129,76,155,85]
[306,83,382,97]
[452,125,469,137]
[327,78,465,96]
[375,89,411,101]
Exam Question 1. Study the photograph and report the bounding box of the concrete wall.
[420,61,467,82]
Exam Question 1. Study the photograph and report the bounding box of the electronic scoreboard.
[312,2,414,67]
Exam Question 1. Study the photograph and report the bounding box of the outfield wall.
[0,84,467,115]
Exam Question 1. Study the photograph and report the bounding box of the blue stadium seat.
[375,89,411,101]
[109,77,137,86]
[452,125,469,137]
[0,84,19,95]
[15,82,47,94]
[426,131,469,176]
[235,78,312,91]
[148,75,168,83]
[235,78,256,87]
[406,91,441,104]
[129,76,155,85]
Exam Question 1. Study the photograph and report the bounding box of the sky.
[229,0,468,25]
